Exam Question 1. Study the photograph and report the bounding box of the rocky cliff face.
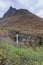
[2,6,38,19]
[9,31,43,47]
[2,6,17,19]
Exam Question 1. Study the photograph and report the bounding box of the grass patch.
[0,42,43,65]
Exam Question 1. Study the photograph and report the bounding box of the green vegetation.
[0,42,43,65]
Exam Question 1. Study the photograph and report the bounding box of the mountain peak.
[2,6,38,19]
[9,6,16,11]
[2,6,17,19]
[10,6,13,9]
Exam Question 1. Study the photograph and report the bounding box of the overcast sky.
[0,0,43,18]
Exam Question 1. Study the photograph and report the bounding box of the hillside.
[0,6,43,36]
[0,6,43,65]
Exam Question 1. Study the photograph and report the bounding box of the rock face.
[2,6,35,19]
[9,31,43,47]
[3,6,17,19]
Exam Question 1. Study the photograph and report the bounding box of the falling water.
[16,34,19,44]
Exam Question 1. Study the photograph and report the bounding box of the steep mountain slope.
[2,6,17,19]
[0,6,43,35]
[2,6,34,19]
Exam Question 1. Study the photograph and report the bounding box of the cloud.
[18,0,26,4]
[34,0,43,18]
[37,0,43,6]
[0,0,11,17]
[36,9,43,18]
[17,0,38,13]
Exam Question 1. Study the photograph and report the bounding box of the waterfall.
[16,34,19,44]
